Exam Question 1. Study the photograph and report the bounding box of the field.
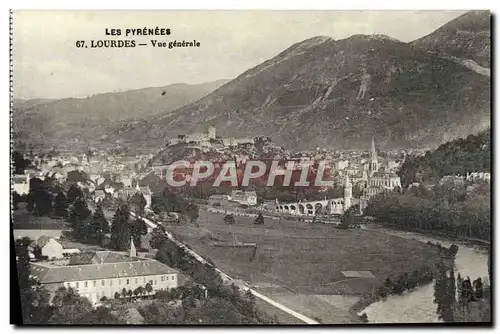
[168,210,440,323]
[12,205,67,230]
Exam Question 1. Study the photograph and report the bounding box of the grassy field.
[169,210,439,297]
[12,207,67,230]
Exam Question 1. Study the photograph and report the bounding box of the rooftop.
[31,253,178,283]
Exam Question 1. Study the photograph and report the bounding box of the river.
[359,227,490,323]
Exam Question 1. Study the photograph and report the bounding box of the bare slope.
[114,33,490,150]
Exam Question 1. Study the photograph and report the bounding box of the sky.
[12,10,467,100]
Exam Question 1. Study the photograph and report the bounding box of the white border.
[2,1,497,333]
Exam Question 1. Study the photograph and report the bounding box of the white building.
[30,243,179,305]
[12,173,30,195]
[335,160,349,171]
[229,190,258,206]
[36,237,64,260]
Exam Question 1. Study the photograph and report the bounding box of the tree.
[12,191,21,210]
[67,184,84,204]
[456,273,463,303]
[473,278,483,300]
[32,188,53,216]
[150,227,166,249]
[224,214,235,225]
[155,238,186,268]
[130,218,148,247]
[462,277,473,303]
[133,287,141,299]
[254,213,265,225]
[114,292,121,300]
[87,205,110,245]
[110,204,132,251]
[184,202,199,223]
[53,192,69,219]
[433,261,454,322]
[15,237,53,324]
[49,287,93,324]
[68,197,92,241]
[67,170,89,183]
[77,306,122,324]
[145,283,153,297]
[121,288,128,300]
[339,204,360,229]
[13,151,30,174]
[129,192,147,217]
[151,188,185,213]
[127,289,133,302]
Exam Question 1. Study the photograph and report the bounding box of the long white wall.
[64,273,178,303]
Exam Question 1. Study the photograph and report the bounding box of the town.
[11,9,491,326]
[12,125,491,324]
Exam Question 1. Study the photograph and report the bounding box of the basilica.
[359,137,402,212]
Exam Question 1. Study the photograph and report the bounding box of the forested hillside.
[398,128,490,187]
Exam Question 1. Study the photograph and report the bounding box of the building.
[208,126,216,140]
[335,160,349,171]
[12,173,30,195]
[94,190,106,203]
[116,183,152,209]
[229,190,258,206]
[360,137,402,213]
[30,240,179,305]
[36,237,64,260]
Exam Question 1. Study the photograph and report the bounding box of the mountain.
[12,79,230,151]
[411,10,491,68]
[111,31,490,151]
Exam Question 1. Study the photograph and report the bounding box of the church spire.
[369,136,379,177]
[129,236,136,258]
[370,136,377,162]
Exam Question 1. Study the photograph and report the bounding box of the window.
[135,278,138,284]
[143,277,146,284]
[171,276,175,280]
[110,280,113,286]
[84,281,88,288]
[67,282,71,288]
[119,279,121,286]
[126,279,129,285]
[76,282,79,288]
[154,280,157,285]
[102,280,105,286]
[93,281,96,287]
[166,276,169,280]
[161,276,165,282]
[149,280,153,285]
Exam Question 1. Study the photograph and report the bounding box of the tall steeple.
[370,136,377,161]
[369,136,379,177]
[129,236,137,258]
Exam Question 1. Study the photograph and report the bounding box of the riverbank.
[350,245,450,316]
[373,223,490,248]
[356,227,490,323]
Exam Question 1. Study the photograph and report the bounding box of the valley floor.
[167,209,440,324]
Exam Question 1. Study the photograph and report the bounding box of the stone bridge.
[272,198,346,217]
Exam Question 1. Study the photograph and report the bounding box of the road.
[130,211,319,324]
